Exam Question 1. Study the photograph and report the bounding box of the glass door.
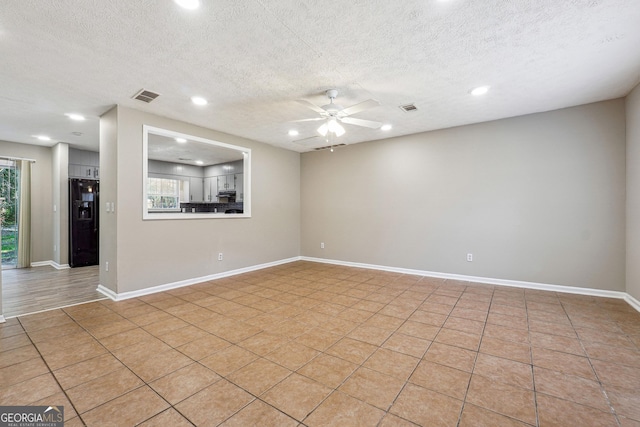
[0,159,19,269]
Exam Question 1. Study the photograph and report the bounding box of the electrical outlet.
[106,261,109,272]
[218,253,223,261]
[467,253,473,262]
[54,245,57,252]
[321,242,325,249]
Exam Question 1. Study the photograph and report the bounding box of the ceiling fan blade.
[340,117,383,129]
[296,99,326,114]
[290,117,324,123]
[293,135,321,144]
[340,99,380,116]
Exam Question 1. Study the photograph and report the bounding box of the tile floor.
[1,261,639,426]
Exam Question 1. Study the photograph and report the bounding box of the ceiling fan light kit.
[295,89,382,143]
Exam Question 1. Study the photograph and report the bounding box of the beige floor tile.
[297,353,358,389]
[128,348,193,382]
[408,309,448,326]
[466,375,536,425]
[435,328,482,351]
[149,362,221,404]
[66,367,143,413]
[265,341,319,370]
[378,413,421,426]
[53,353,124,389]
[424,342,477,372]
[237,331,289,355]
[480,336,531,364]
[444,316,486,335]
[0,345,41,369]
[529,331,585,356]
[347,325,393,346]
[531,347,597,381]
[263,373,333,420]
[220,400,298,426]
[409,360,471,400]
[0,373,62,406]
[582,340,640,368]
[473,353,533,390]
[326,337,377,364]
[138,408,197,427]
[111,337,172,366]
[534,366,610,412]
[396,320,440,341]
[606,385,640,421]
[198,345,259,376]
[82,386,169,426]
[339,366,405,410]
[294,327,342,351]
[227,357,290,395]
[0,357,49,387]
[97,327,156,351]
[536,393,618,427]
[40,340,107,371]
[459,403,532,427]
[156,324,210,347]
[362,348,420,381]
[0,333,31,352]
[390,383,463,426]
[383,332,431,357]
[176,334,231,360]
[591,359,640,389]
[175,379,254,427]
[304,390,385,427]
[483,323,530,344]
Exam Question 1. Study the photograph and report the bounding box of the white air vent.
[399,103,418,112]
[132,89,160,103]
[314,144,346,151]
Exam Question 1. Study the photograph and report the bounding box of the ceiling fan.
[294,89,382,139]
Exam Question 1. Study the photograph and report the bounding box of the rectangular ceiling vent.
[132,89,160,103]
[399,103,418,112]
[314,144,346,151]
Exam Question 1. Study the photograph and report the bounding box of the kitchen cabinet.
[217,174,236,192]
[189,177,203,202]
[204,177,216,202]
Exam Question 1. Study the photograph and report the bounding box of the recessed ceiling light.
[380,124,392,131]
[191,96,208,106]
[175,137,187,143]
[34,135,51,141]
[470,86,490,96]
[288,130,299,137]
[195,160,204,165]
[174,0,200,10]
[65,113,86,121]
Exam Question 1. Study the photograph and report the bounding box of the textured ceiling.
[1,0,639,153]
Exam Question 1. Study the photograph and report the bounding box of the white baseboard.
[625,294,640,312]
[96,257,301,301]
[92,254,639,314]
[301,256,638,311]
[0,315,5,323]
[30,261,70,270]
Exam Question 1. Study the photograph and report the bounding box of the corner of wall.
[626,82,640,301]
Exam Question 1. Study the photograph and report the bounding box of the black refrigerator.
[69,178,99,267]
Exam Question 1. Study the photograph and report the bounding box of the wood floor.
[1,265,105,318]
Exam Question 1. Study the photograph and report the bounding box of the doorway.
[0,159,19,269]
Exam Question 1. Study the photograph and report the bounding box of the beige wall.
[99,107,118,292]
[627,84,640,300]
[52,142,69,265]
[104,106,300,294]
[301,100,627,291]
[0,140,54,263]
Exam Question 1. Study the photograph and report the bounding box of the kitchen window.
[147,177,180,211]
